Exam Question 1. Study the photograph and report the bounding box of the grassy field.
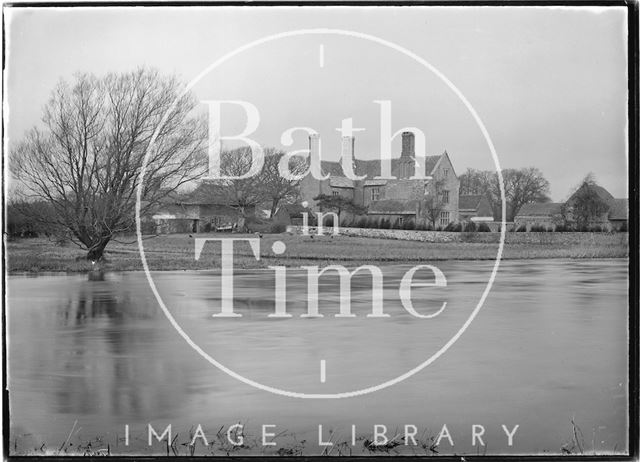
[5,231,629,273]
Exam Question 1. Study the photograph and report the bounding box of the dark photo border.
[2,1,637,461]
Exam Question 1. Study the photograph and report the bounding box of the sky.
[4,6,629,201]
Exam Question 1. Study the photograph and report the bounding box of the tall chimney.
[401,131,415,158]
[341,136,355,161]
[309,134,322,196]
[309,133,320,160]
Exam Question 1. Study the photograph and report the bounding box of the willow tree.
[11,68,207,261]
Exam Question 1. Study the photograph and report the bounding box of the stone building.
[513,202,564,231]
[299,132,460,227]
[458,194,494,222]
[514,183,628,231]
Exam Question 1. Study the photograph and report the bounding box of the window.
[370,187,380,201]
[444,168,449,177]
[442,190,449,204]
[332,190,340,196]
[439,211,450,227]
[398,217,404,226]
[424,184,430,195]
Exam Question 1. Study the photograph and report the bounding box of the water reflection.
[7,260,629,455]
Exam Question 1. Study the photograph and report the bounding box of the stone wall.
[286,225,628,246]
[287,225,460,242]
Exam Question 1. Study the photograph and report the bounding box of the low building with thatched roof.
[150,182,249,234]
[514,183,628,231]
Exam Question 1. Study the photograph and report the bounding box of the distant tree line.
[458,167,551,222]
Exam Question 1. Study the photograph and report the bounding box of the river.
[6,259,628,455]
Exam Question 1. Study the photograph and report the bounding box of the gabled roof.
[363,179,388,187]
[322,153,444,180]
[608,198,628,220]
[516,202,563,217]
[156,189,190,204]
[180,182,227,205]
[567,183,614,204]
[368,199,419,215]
[152,203,200,219]
[459,194,484,211]
[321,160,346,177]
[424,155,443,175]
[329,176,355,188]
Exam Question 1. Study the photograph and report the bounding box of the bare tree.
[422,179,447,228]
[423,196,446,229]
[204,146,307,227]
[204,147,266,230]
[503,167,551,220]
[10,68,207,261]
[261,148,307,217]
[313,194,366,223]
[459,168,495,196]
[458,167,550,221]
[459,168,501,219]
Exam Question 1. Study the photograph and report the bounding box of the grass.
[5,231,628,274]
[11,419,624,456]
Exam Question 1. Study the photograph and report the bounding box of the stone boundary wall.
[286,226,629,245]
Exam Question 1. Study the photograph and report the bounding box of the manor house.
[299,132,460,228]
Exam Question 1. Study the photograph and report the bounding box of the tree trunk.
[86,239,110,262]
[270,199,280,219]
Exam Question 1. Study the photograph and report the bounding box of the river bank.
[5,232,628,273]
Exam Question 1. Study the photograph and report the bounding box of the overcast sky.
[4,6,628,200]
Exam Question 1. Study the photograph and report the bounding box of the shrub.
[356,217,368,228]
[477,222,491,232]
[379,218,391,229]
[444,222,463,232]
[320,215,334,228]
[403,220,416,230]
[246,217,271,233]
[464,221,477,232]
[530,224,548,232]
[391,219,402,229]
[270,222,287,233]
[620,222,628,232]
[341,218,353,228]
[516,225,527,232]
[556,223,576,232]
